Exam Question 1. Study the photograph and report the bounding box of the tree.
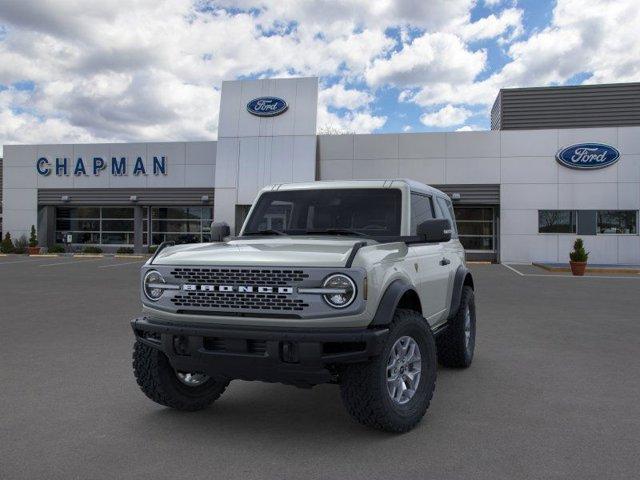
[317,124,355,135]
[29,225,38,247]
[1,232,15,253]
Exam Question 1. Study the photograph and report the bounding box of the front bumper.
[131,317,389,387]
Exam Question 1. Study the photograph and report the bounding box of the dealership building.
[1,78,639,264]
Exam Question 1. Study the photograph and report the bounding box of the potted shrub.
[1,232,15,254]
[82,246,103,254]
[116,247,135,255]
[13,235,29,254]
[569,238,589,276]
[28,225,41,255]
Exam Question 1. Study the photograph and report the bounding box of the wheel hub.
[176,371,209,387]
[386,336,422,405]
[464,307,471,349]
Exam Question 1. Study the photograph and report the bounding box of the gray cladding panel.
[577,210,597,235]
[433,184,499,204]
[38,188,215,206]
[492,83,640,130]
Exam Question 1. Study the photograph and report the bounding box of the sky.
[0,0,639,154]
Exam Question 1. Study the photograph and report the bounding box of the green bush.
[148,245,158,254]
[13,235,29,254]
[82,246,103,254]
[1,233,15,253]
[29,225,38,248]
[48,244,66,254]
[116,247,135,254]
[569,238,589,262]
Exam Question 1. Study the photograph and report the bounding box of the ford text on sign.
[556,143,620,170]
[246,97,288,117]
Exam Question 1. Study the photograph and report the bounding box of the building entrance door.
[453,206,498,262]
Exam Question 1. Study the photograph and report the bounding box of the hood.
[152,237,367,267]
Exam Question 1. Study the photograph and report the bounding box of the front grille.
[170,267,309,286]
[170,291,309,311]
[203,337,267,356]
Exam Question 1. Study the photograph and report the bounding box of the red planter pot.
[569,261,587,276]
[27,246,41,255]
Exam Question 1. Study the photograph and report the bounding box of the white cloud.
[317,107,387,134]
[366,32,486,88]
[456,124,484,131]
[405,0,640,109]
[0,0,638,150]
[420,105,472,127]
[319,84,373,110]
[317,82,384,133]
[402,125,412,132]
[458,7,523,42]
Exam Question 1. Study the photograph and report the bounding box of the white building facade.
[2,77,639,264]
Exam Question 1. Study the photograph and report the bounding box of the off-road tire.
[132,340,229,411]
[339,309,437,433]
[437,286,476,368]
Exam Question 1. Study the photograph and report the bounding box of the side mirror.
[210,222,230,242]
[417,219,452,243]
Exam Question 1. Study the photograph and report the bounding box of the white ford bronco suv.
[131,179,476,432]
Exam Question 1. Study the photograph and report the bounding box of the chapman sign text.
[36,156,168,177]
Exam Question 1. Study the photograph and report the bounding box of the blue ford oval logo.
[246,97,288,117]
[556,143,620,170]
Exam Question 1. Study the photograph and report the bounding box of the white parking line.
[0,258,54,266]
[502,263,524,276]
[502,263,640,280]
[98,260,146,268]
[39,258,106,267]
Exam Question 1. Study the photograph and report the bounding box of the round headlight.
[322,274,356,308]
[143,270,166,301]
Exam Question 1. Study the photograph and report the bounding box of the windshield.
[242,188,402,237]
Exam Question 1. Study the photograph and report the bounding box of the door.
[410,243,450,321]
[409,193,450,321]
[453,205,497,262]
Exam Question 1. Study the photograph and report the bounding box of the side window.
[436,197,458,238]
[410,193,434,235]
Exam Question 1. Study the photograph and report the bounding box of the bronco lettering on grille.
[182,285,294,294]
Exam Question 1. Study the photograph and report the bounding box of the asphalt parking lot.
[1,256,640,479]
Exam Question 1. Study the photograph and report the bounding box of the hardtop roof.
[262,179,449,199]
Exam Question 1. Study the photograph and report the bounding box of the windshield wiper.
[306,228,370,237]
[243,229,287,236]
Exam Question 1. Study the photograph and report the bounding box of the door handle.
[440,258,451,266]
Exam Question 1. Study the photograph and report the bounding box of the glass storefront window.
[55,231,100,244]
[150,207,214,245]
[459,236,494,251]
[55,206,135,246]
[56,207,100,219]
[597,211,638,234]
[55,205,212,246]
[453,206,495,252]
[538,210,576,233]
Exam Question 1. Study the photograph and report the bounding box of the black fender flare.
[370,279,419,327]
[448,265,474,319]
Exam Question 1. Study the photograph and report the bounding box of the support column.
[133,206,144,253]
[37,206,56,248]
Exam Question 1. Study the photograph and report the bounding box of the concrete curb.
[533,262,640,275]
